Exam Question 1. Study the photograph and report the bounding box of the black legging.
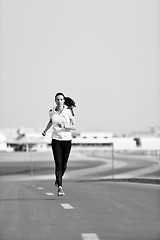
[51,139,71,187]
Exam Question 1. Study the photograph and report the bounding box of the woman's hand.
[42,131,46,136]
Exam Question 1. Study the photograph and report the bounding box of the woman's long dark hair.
[55,93,76,116]
[65,97,76,116]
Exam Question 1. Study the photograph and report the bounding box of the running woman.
[42,92,76,196]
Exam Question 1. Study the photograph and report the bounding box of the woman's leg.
[61,140,72,177]
[51,139,63,187]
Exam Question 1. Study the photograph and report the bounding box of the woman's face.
[55,95,65,108]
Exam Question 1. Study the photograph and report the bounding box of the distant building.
[0,131,13,152]
[79,132,113,139]
[129,126,160,138]
[72,132,114,146]
[0,131,7,150]
[31,143,48,152]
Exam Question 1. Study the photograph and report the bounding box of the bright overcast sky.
[0,0,159,135]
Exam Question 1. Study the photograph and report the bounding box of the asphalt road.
[0,179,160,240]
[0,150,160,240]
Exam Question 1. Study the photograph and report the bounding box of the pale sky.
[0,0,159,135]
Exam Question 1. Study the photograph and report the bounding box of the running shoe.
[57,186,65,197]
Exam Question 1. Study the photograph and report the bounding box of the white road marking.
[60,203,74,209]
[81,233,100,240]
[37,187,44,190]
[46,192,54,196]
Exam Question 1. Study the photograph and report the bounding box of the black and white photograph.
[0,1,160,240]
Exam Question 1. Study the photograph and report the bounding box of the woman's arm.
[64,117,76,131]
[42,119,52,136]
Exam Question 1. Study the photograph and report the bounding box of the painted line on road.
[37,187,44,190]
[46,192,55,196]
[60,203,74,209]
[81,233,99,240]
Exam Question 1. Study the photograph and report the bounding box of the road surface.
[0,150,160,240]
